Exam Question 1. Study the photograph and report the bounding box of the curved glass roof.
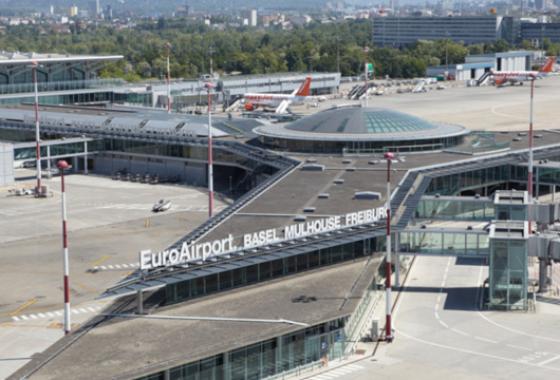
[254,106,469,142]
[285,106,439,134]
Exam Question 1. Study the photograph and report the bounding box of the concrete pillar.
[538,258,548,293]
[163,369,170,380]
[72,156,78,173]
[46,145,52,179]
[83,141,88,175]
[137,290,144,314]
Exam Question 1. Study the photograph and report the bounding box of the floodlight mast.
[384,151,394,342]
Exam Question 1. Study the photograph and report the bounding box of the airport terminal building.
[6,95,560,380]
[2,52,560,380]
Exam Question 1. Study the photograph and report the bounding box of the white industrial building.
[427,50,534,81]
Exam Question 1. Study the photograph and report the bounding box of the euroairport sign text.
[139,207,387,270]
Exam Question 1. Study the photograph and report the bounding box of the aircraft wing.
[275,99,292,114]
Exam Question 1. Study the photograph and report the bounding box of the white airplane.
[492,56,556,87]
[243,77,313,114]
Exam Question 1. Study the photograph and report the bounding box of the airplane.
[492,56,556,87]
[243,76,313,114]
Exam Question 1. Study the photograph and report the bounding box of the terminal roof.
[0,52,123,65]
[254,106,468,142]
[14,259,379,380]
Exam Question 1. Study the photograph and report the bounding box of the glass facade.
[14,143,86,161]
[165,238,379,305]
[399,230,489,257]
[426,165,512,195]
[136,319,348,380]
[259,135,463,154]
[416,198,495,221]
[489,238,528,310]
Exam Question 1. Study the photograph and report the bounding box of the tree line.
[0,19,556,81]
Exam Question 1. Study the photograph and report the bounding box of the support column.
[163,369,170,380]
[552,185,555,202]
[46,145,52,179]
[536,166,540,201]
[84,141,88,175]
[395,233,400,288]
[223,352,231,380]
[137,289,144,314]
[538,258,548,294]
[72,156,78,173]
[275,336,283,374]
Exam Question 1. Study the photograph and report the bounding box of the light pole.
[528,77,535,234]
[384,151,394,342]
[32,61,42,195]
[205,82,215,218]
[364,46,370,108]
[165,42,172,113]
[57,159,71,335]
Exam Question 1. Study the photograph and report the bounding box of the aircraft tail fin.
[294,77,312,97]
[540,56,556,73]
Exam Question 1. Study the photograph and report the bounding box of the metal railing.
[344,288,377,347]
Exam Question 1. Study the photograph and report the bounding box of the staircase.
[393,173,432,230]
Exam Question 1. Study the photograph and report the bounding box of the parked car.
[152,199,172,212]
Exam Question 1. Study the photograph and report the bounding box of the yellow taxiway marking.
[74,281,98,293]
[90,255,111,267]
[8,298,37,317]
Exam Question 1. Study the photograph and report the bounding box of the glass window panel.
[271,259,284,277]
[259,262,271,281]
[246,265,258,284]
[219,271,232,291]
[205,274,218,294]
[233,268,246,287]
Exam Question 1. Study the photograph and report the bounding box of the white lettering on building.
[139,207,386,270]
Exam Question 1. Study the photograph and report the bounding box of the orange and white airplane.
[243,77,313,114]
[492,56,556,87]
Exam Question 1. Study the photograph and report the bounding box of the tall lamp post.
[165,42,172,113]
[32,61,42,195]
[384,151,394,342]
[364,46,370,108]
[528,77,535,234]
[205,82,215,218]
[57,160,71,335]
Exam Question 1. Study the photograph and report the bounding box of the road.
[306,256,560,380]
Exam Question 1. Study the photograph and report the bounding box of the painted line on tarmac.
[90,255,111,268]
[507,344,533,352]
[92,263,139,271]
[474,336,498,344]
[8,298,37,317]
[490,104,527,121]
[396,327,560,373]
[538,354,560,366]
[11,304,103,322]
[477,307,560,344]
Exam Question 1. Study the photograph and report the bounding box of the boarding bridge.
[13,137,96,174]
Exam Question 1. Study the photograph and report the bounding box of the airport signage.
[139,207,387,271]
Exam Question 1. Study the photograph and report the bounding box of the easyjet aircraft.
[243,76,312,114]
[492,56,556,87]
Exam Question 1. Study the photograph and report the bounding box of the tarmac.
[0,172,226,378]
